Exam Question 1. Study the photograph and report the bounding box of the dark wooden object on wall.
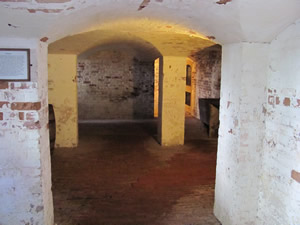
[49,104,56,154]
[198,98,220,137]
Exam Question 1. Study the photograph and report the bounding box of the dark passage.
[52,118,221,225]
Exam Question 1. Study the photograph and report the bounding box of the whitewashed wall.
[214,42,269,225]
[259,19,300,225]
[0,38,53,225]
[215,20,300,225]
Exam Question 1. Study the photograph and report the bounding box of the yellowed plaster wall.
[158,56,186,146]
[155,57,196,119]
[185,58,196,117]
[48,54,78,148]
[154,58,160,118]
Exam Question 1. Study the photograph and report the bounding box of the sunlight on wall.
[154,57,197,118]
[154,58,160,118]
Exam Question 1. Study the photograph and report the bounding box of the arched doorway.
[47,19,221,224]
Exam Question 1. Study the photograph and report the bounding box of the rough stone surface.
[77,49,154,120]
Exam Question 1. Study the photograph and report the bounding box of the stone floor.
[51,118,221,225]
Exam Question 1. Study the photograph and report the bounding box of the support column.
[214,42,269,225]
[0,38,53,225]
[48,54,78,148]
[158,56,186,146]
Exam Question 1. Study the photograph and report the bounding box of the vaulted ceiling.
[1,0,300,43]
[48,19,216,57]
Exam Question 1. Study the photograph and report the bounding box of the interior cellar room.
[0,1,300,225]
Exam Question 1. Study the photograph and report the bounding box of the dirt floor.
[51,118,221,225]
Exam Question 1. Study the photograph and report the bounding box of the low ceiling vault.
[1,0,300,45]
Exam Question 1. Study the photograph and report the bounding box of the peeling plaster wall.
[0,38,53,225]
[77,49,154,120]
[48,54,78,148]
[259,20,300,224]
[214,42,269,225]
[192,45,222,119]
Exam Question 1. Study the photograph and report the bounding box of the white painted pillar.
[214,42,269,225]
[259,22,300,225]
[0,38,53,225]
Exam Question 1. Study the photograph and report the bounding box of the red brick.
[36,0,70,2]
[40,37,49,42]
[23,121,41,130]
[216,0,232,4]
[283,97,290,107]
[10,83,33,90]
[275,97,280,105]
[0,0,30,2]
[27,8,63,13]
[11,102,41,111]
[296,99,300,108]
[0,112,3,120]
[291,170,300,183]
[0,82,9,89]
[19,112,24,120]
[0,102,9,109]
[268,96,274,106]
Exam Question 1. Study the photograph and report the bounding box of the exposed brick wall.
[191,45,222,119]
[0,81,46,223]
[0,81,44,149]
[77,49,154,120]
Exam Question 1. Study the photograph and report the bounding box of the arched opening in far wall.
[47,19,223,224]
